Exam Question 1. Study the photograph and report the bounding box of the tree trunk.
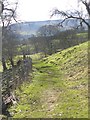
[88,26,90,40]
[9,57,14,67]
[2,58,7,71]
[23,53,26,60]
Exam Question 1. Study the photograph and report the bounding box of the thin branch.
[2,1,18,27]
[81,0,90,17]
[51,9,90,28]
[4,8,14,13]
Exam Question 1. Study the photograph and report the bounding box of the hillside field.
[9,41,88,118]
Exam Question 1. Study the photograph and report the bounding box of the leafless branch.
[1,0,18,28]
[51,7,90,28]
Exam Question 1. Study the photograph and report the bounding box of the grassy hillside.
[9,42,88,118]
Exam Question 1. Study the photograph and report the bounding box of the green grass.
[9,41,88,118]
[76,32,88,38]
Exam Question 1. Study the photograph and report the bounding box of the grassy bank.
[9,41,88,118]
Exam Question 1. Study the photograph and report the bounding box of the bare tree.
[0,0,18,27]
[2,29,19,67]
[37,25,60,55]
[37,25,60,37]
[0,0,18,71]
[51,0,90,39]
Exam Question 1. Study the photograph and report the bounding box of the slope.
[9,41,88,118]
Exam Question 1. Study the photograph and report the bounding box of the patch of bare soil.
[41,88,61,112]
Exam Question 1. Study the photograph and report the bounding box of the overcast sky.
[9,0,85,22]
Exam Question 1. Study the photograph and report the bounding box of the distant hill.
[10,19,87,40]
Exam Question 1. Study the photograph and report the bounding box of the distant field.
[76,32,88,38]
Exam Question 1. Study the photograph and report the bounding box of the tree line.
[27,27,87,56]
